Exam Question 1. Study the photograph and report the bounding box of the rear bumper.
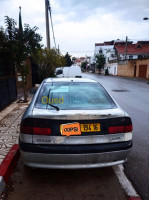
[20,150,130,169]
[19,140,132,169]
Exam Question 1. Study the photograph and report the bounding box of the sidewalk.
[0,85,35,165]
[0,95,32,195]
[0,102,30,165]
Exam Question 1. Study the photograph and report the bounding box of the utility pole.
[124,36,128,60]
[45,0,50,49]
[58,44,60,54]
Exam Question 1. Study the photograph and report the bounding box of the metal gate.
[0,52,17,110]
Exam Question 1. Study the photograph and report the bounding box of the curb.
[113,165,141,200]
[0,144,20,195]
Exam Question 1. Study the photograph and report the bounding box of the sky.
[0,0,149,57]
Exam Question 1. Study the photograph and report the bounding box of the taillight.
[109,126,124,134]
[33,127,51,135]
[108,125,132,134]
[125,125,133,132]
[20,125,51,135]
[20,118,51,135]
[20,125,33,134]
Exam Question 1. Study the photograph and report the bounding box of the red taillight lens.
[20,125,33,134]
[125,125,133,132]
[20,125,51,135]
[33,127,51,135]
[109,126,125,134]
[108,125,132,134]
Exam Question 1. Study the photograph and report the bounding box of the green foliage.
[0,28,7,50]
[0,15,43,102]
[2,16,43,65]
[105,68,109,75]
[64,52,72,66]
[4,16,17,41]
[94,53,106,71]
[23,24,42,56]
[36,48,66,82]
[81,61,87,70]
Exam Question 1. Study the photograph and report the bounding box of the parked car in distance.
[55,65,82,78]
[19,78,133,169]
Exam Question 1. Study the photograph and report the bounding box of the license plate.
[80,123,100,132]
[60,123,100,134]
[61,123,81,136]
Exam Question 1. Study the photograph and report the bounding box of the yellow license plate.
[80,123,100,132]
[60,123,100,133]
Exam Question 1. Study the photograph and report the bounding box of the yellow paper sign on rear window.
[61,123,81,136]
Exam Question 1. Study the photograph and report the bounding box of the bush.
[105,68,109,75]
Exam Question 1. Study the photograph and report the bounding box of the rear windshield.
[35,82,117,110]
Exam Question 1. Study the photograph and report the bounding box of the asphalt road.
[83,73,149,200]
[5,159,127,200]
[4,73,148,200]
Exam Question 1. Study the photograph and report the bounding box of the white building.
[94,41,117,75]
[94,41,114,63]
[94,40,132,75]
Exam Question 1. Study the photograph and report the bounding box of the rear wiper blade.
[47,83,60,111]
[48,103,60,111]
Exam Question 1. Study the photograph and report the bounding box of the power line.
[47,0,56,49]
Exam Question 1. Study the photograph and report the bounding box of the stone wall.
[117,59,149,78]
[117,60,135,77]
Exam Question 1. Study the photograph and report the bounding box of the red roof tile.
[115,44,149,54]
[76,60,81,63]
[95,43,104,46]
[104,41,114,45]
[114,41,133,45]
[95,41,114,46]
[137,41,149,45]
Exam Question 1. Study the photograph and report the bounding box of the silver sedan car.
[19,78,133,169]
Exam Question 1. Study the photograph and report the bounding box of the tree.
[36,48,66,81]
[0,27,7,49]
[81,61,88,71]
[94,53,105,72]
[65,52,72,66]
[3,15,42,102]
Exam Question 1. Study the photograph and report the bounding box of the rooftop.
[115,44,149,55]
[95,40,114,46]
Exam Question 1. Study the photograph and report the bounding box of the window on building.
[129,56,133,59]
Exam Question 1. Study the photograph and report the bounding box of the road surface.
[83,73,149,200]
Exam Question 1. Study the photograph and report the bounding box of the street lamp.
[143,17,149,20]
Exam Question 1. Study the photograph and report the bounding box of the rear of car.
[56,66,82,78]
[19,78,133,169]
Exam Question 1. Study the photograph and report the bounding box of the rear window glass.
[35,82,117,110]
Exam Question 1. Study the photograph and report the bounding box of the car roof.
[44,78,98,83]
